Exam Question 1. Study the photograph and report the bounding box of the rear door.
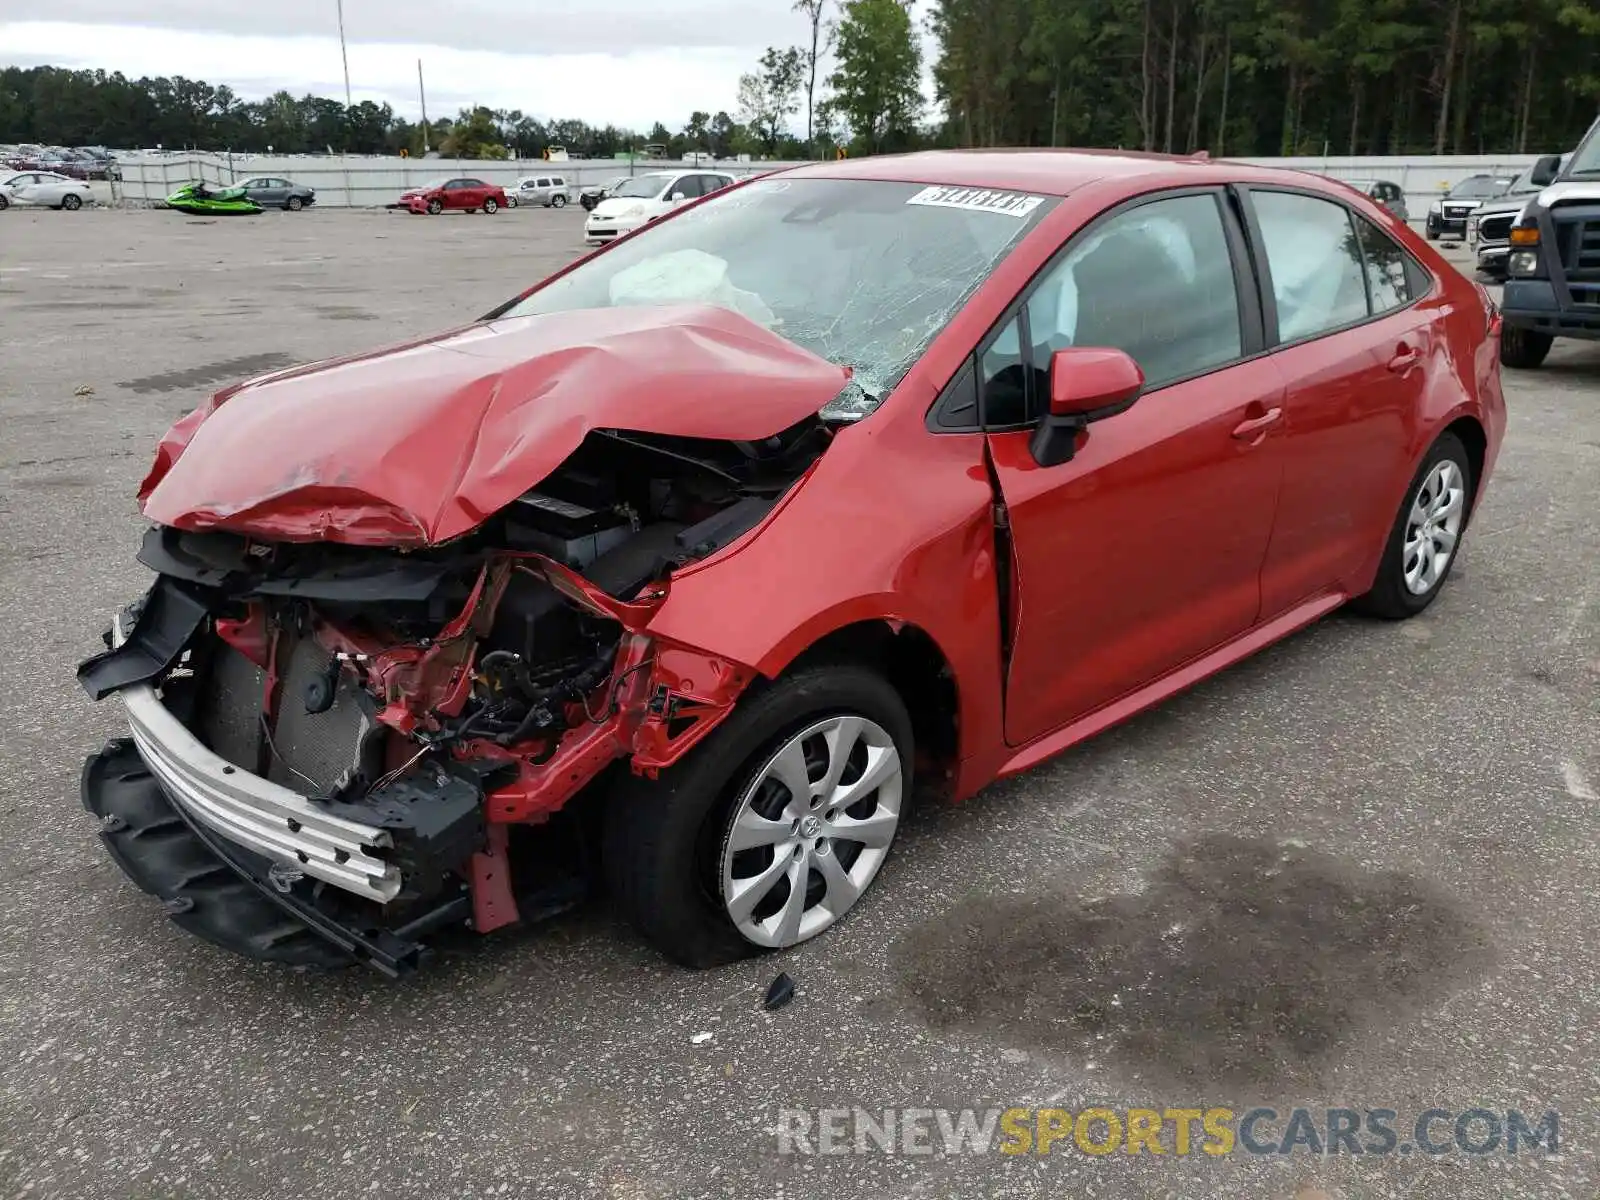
[1240,187,1438,615]
[983,188,1286,745]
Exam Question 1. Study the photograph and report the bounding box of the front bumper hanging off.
[79,602,478,975]
[81,738,461,975]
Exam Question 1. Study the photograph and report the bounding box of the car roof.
[768,148,1345,198]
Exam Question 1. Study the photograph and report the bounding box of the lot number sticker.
[906,185,1044,218]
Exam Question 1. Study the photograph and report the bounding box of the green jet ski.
[165,181,263,216]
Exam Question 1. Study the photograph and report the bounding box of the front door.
[984,190,1286,747]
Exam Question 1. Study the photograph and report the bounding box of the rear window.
[1448,177,1507,199]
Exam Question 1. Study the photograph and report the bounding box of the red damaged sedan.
[79,151,1504,974]
[397,176,507,215]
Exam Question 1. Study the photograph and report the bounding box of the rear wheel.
[1499,325,1553,369]
[286,195,304,212]
[551,194,567,208]
[426,198,442,215]
[483,198,498,214]
[1352,432,1473,620]
[604,664,912,967]
[61,193,82,211]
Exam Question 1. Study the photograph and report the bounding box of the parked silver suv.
[510,175,570,208]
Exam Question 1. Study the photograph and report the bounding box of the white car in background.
[583,170,737,243]
[0,170,95,210]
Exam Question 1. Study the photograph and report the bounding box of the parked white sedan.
[0,171,95,210]
[582,170,737,243]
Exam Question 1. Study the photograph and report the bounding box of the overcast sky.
[2,2,934,131]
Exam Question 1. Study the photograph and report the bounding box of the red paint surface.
[137,153,1503,849]
[138,304,850,546]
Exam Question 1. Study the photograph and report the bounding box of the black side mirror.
[1529,155,1561,188]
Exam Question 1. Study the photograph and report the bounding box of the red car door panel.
[977,189,1284,748]
[989,358,1285,746]
[1244,189,1438,616]
[1258,311,1431,615]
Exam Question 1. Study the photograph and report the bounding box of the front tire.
[604,664,913,967]
[505,195,518,208]
[1352,432,1473,620]
[62,193,83,211]
[286,196,304,212]
[0,194,9,211]
[426,198,442,215]
[1499,325,1553,370]
[483,198,499,214]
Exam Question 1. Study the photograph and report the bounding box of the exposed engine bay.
[78,420,829,972]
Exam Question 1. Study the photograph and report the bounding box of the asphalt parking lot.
[1,206,1598,1200]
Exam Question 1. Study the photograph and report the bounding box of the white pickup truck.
[1498,111,1600,368]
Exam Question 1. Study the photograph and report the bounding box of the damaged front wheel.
[603,664,913,967]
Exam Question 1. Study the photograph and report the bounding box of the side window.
[535,177,550,188]
[1023,192,1243,391]
[672,175,704,199]
[552,176,566,186]
[1253,190,1369,341]
[1355,217,1416,314]
[978,315,1029,426]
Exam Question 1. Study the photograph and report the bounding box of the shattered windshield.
[504,177,1056,416]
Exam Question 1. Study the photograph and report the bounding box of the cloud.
[2,4,941,134]
[2,21,770,129]
[11,0,791,56]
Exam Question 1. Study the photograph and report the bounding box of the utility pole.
[336,0,353,110]
[418,58,430,153]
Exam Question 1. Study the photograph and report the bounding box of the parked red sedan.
[398,176,506,214]
[79,150,1504,974]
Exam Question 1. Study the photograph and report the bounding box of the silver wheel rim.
[1402,459,1465,595]
[719,715,903,948]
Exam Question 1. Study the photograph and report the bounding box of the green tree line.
[0,65,798,160]
[924,0,1600,155]
[6,0,1598,161]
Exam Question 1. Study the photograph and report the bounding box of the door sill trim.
[995,591,1348,779]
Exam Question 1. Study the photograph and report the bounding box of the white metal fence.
[108,154,775,209]
[108,151,1540,213]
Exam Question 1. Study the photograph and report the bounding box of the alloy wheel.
[719,714,903,948]
[1402,459,1465,595]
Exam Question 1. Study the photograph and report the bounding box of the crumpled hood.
[138,303,850,547]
